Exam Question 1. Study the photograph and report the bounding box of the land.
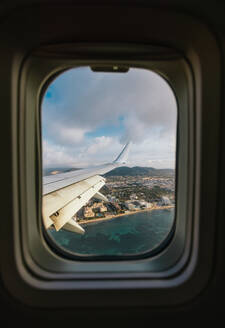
[76,168,175,225]
[44,166,176,225]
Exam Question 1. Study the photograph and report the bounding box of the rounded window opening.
[42,66,177,259]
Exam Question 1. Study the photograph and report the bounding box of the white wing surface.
[42,142,131,234]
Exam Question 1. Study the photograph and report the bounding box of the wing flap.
[42,175,105,231]
[42,142,131,234]
[94,191,108,202]
[63,218,85,234]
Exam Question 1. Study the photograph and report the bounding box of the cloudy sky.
[42,67,177,169]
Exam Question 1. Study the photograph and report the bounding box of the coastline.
[79,205,174,225]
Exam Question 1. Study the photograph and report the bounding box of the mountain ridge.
[104,166,174,177]
[43,166,175,177]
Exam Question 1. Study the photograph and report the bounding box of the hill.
[104,166,175,177]
[43,166,175,177]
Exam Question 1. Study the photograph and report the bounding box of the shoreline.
[79,205,174,225]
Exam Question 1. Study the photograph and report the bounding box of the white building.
[161,196,171,205]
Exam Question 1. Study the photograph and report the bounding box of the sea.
[48,208,175,257]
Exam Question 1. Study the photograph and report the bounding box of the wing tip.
[113,141,131,164]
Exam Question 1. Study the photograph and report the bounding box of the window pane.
[42,67,177,258]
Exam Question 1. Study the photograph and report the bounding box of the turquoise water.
[48,208,175,257]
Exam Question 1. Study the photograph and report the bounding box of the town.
[76,174,175,224]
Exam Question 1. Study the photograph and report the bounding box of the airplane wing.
[42,142,131,234]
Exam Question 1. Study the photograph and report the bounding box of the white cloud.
[55,125,87,145]
[45,122,88,146]
[42,140,76,167]
[42,136,122,168]
[86,136,114,155]
[42,67,177,169]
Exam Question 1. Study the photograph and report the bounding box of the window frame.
[0,5,221,309]
[20,51,190,275]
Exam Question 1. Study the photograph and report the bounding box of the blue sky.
[42,67,177,168]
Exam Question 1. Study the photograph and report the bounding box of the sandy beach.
[78,205,174,225]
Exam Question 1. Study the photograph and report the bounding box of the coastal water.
[48,208,175,257]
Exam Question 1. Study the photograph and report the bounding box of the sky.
[42,67,177,169]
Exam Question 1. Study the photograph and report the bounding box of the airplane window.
[42,66,177,258]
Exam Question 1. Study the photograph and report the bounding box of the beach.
[78,204,174,225]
